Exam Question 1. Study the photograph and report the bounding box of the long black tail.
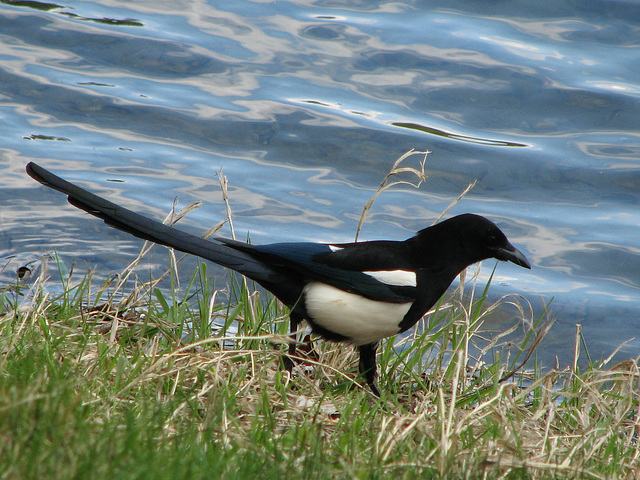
[25,162,293,298]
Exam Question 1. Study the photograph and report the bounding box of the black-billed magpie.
[26,162,531,396]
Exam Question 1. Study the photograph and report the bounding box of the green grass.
[0,256,638,480]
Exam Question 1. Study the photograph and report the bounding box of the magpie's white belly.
[303,281,412,346]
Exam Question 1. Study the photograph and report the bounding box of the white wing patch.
[303,282,412,346]
[328,245,343,252]
[363,269,416,287]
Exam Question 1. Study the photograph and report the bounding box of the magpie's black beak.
[495,243,531,269]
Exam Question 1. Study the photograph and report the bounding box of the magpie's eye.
[485,230,499,246]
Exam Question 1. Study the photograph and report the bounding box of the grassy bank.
[0,257,638,480]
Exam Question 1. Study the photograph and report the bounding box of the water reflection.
[1,0,640,367]
[392,122,528,147]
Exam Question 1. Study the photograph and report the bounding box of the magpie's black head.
[418,213,531,270]
[452,213,531,269]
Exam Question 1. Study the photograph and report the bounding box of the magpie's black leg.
[283,312,302,372]
[358,342,381,397]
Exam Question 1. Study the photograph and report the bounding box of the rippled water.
[1,0,639,366]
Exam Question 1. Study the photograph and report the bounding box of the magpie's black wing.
[217,239,417,303]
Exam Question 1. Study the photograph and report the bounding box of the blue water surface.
[1,0,639,367]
